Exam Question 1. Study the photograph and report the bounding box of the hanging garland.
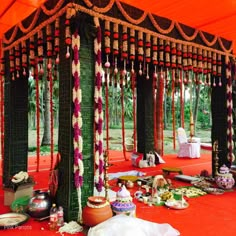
[104,20,111,153]
[14,45,20,78]
[94,17,104,193]
[121,25,128,159]
[54,18,60,79]
[46,24,54,170]
[0,46,4,166]
[226,57,235,164]
[130,28,137,151]
[72,30,84,222]
[21,41,27,76]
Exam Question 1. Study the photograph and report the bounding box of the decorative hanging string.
[171,69,176,150]
[120,72,128,160]
[203,50,209,85]
[14,45,20,78]
[104,20,111,154]
[226,56,235,164]
[0,42,4,169]
[29,36,35,76]
[217,54,222,86]
[121,25,128,160]
[72,29,84,222]
[130,28,137,151]
[65,8,72,58]
[138,31,144,75]
[152,36,158,150]
[159,71,165,156]
[207,51,213,86]
[9,48,15,80]
[35,58,40,172]
[145,33,151,79]
[54,18,60,79]
[21,41,27,76]
[152,68,157,150]
[177,43,184,128]
[94,17,104,193]
[46,24,54,170]
[38,30,44,75]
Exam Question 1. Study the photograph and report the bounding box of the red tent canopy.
[1,0,236,53]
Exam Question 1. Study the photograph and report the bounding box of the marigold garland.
[94,17,104,193]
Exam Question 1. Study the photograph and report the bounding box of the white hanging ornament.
[23,68,26,76]
[213,77,216,87]
[56,54,60,64]
[66,46,70,58]
[218,77,222,87]
[139,63,142,75]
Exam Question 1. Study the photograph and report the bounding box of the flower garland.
[94,17,104,193]
[72,31,84,222]
[226,57,235,164]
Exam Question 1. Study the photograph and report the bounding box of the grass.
[28,128,211,156]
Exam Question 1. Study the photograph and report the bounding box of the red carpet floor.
[0,151,235,236]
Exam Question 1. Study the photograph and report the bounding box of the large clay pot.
[27,190,52,218]
[82,196,113,227]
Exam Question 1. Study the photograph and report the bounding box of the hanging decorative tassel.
[145,33,151,79]
[158,38,164,67]
[207,51,212,86]
[202,50,208,85]
[138,31,144,75]
[182,44,188,85]
[226,56,235,164]
[65,8,72,58]
[113,22,119,81]
[197,48,203,85]
[193,46,198,85]
[94,17,104,193]
[165,40,171,68]
[217,53,222,86]
[14,45,20,78]
[171,42,177,69]
[29,35,35,77]
[122,25,128,86]
[21,41,27,76]
[54,18,60,79]
[9,48,15,80]
[37,30,44,75]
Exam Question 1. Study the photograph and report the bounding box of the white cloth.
[88,215,180,236]
[177,127,201,158]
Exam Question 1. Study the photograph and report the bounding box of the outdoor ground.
[28,128,211,156]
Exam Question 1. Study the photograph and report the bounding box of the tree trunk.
[41,77,51,146]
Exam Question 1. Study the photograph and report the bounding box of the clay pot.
[82,196,113,227]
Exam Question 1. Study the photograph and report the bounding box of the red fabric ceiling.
[1,0,236,53]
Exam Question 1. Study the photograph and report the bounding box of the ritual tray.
[174,175,200,182]
[165,201,189,210]
[0,213,29,230]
